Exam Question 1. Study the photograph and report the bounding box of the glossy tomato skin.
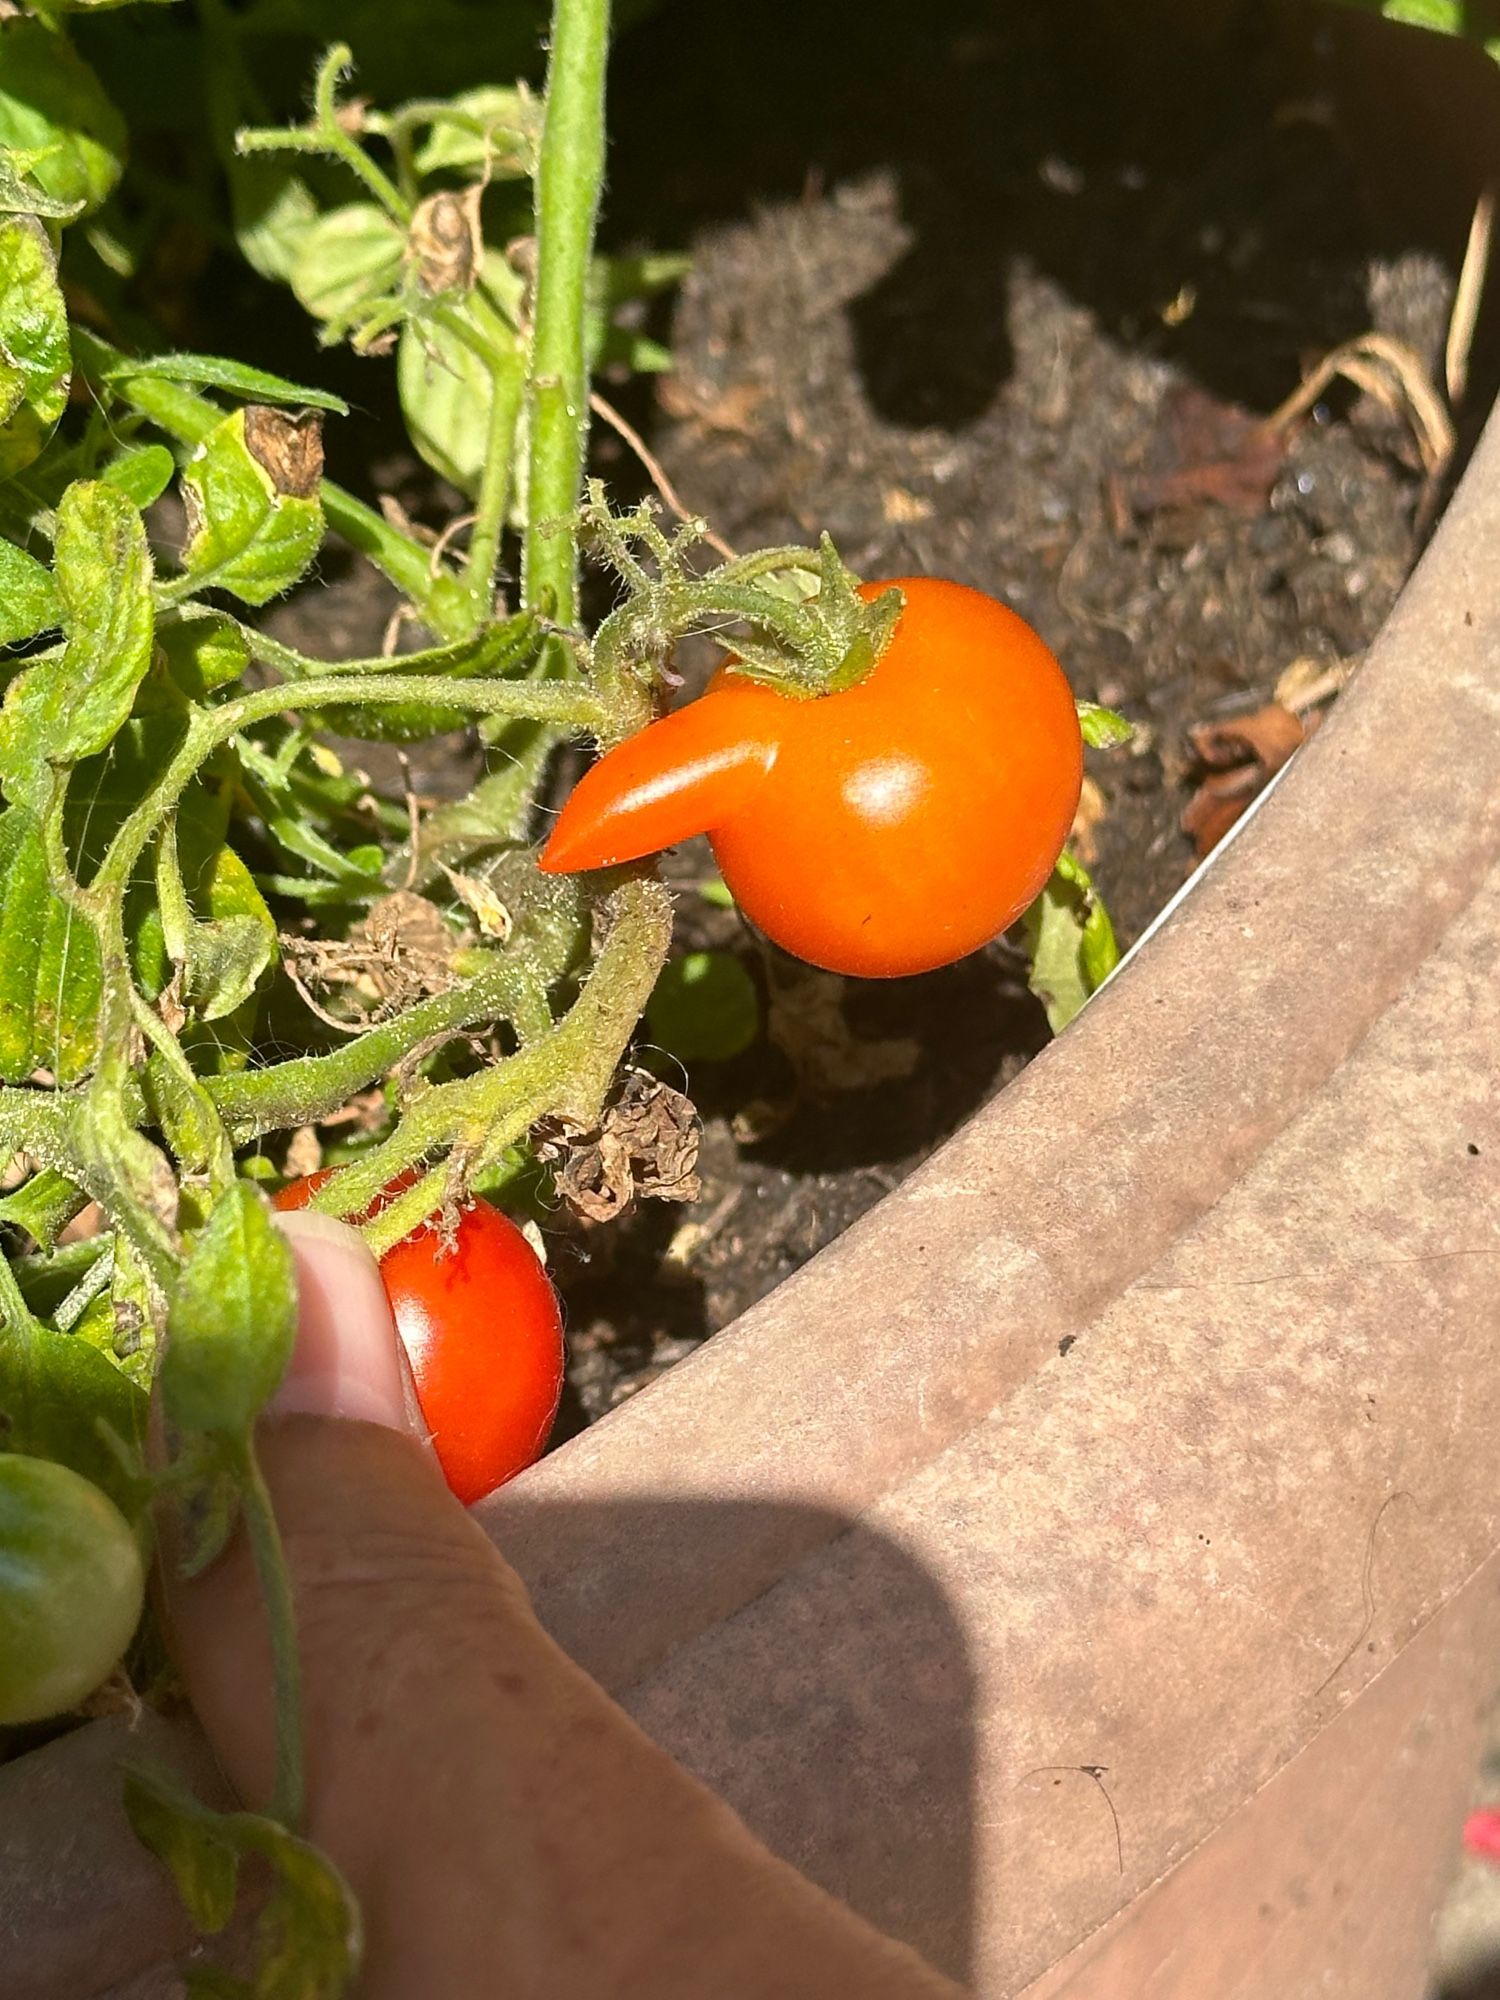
[0,1454,146,1726]
[273,1177,564,1507]
[541,577,1083,978]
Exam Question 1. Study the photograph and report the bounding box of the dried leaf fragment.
[242,405,324,499]
[1181,702,1318,857]
[544,1073,701,1223]
[657,373,766,438]
[409,187,484,296]
[1123,383,1287,521]
[1069,774,1108,866]
[767,965,920,1099]
[440,864,512,942]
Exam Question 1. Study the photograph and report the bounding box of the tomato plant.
[0,1455,145,1727]
[0,0,1130,1981]
[273,1176,564,1505]
[543,578,1085,977]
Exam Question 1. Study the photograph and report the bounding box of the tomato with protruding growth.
[0,1454,146,1726]
[273,1175,564,1506]
[540,576,1084,978]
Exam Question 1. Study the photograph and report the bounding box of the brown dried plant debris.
[280,891,463,1031]
[766,962,920,1099]
[1181,701,1321,858]
[540,1072,702,1224]
[1116,381,1288,524]
[1265,332,1454,483]
[409,187,485,296]
[657,372,768,440]
[283,1125,324,1180]
[242,406,325,499]
[1069,775,1109,866]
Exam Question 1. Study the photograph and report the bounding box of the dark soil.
[198,0,1497,1426]
[549,0,1496,1423]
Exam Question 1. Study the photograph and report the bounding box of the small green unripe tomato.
[0,1454,145,1726]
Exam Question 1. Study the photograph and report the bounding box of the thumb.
[161,1208,537,1871]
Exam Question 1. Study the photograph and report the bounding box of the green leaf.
[180,407,324,606]
[124,1763,362,1999]
[102,352,348,417]
[1327,0,1500,58]
[123,1764,238,1934]
[100,442,175,508]
[0,22,126,215]
[409,85,540,177]
[162,1182,296,1436]
[0,1167,86,1251]
[0,806,103,1082]
[598,327,673,375]
[397,315,497,497]
[0,1299,148,1517]
[235,745,387,889]
[289,203,404,331]
[585,252,690,373]
[157,614,251,699]
[0,213,69,476]
[0,148,84,222]
[228,156,319,284]
[166,1430,242,1579]
[0,482,153,808]
[1077,701,1133,750]
[1381,0,1467,27]
[647,950,759,1061]
[1021,849,1121,1035]
[158,790,278,1023]
[26,0,177,13]
[104,1233,155,1393]
[63,712,188,878]
[0,535,59,644]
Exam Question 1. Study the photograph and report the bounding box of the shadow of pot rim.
[4,401,1499,1999]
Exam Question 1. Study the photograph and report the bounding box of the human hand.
[163,1210,965,2000]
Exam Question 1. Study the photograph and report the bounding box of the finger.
[161,1213,526,1827]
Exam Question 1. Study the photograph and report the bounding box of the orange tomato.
[541,577,1083,977]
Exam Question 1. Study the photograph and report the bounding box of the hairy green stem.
[206,953,540,1142]
[312,44,412,222]
[463,344,527,630]
[92,671,604,907]
[523,0,611,632]
[131,994,235,1194]
[236,670,606,734]
[0,1245,42,1334]
[0,1088,72,1165]
[237,1439,305,1828]
[311,876,670,1242]
[238,45,410,225]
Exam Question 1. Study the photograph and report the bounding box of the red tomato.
[273,1174,564,1506]
[540,577,1083,977]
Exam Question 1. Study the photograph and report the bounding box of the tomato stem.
[524,0,611,646]
[206,952,550,1142]
[461,342,528,633]
[306,875,672,1251]
[237,1437,306,1831]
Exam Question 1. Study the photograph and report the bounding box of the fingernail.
[269,1211,408,1429]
